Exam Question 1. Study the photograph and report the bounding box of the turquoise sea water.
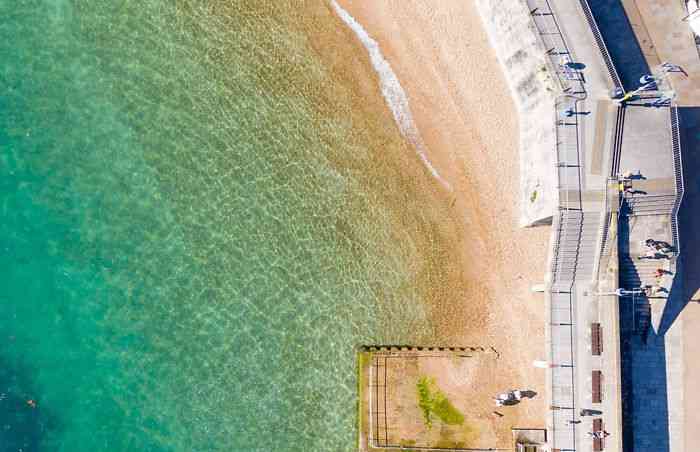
[1,1,459,451]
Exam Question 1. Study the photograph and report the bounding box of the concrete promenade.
[530,1,689,452]
[626,0,700,105]
[528,1,623,451]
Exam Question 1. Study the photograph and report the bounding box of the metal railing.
[670,106,685,252]
[592,179,618,282]
[578,0,624,91]
[526,4,586,449]
[367,353,513,451]
[594,106,626,281]
[524,2,625,450]
[528,0,586,96]
[368,355,389,448]
[555,97,585,211]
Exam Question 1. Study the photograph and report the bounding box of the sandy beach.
[329,0,551,438]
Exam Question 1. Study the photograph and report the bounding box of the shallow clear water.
[1,1,456,451]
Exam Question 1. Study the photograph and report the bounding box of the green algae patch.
[416,376,464,428]
[357,351,373,440]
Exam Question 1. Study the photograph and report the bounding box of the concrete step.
[620,267,664,275]
[626,194,676,216]
[551,211,600,285]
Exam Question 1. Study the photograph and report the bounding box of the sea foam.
[330,1,451,191]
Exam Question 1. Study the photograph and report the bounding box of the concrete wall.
[476,0,558,227]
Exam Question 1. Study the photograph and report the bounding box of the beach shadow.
[618,207,670,452]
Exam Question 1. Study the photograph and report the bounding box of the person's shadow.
[519,390,537,399]
[565,62,587,71]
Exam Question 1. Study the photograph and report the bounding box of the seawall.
[476,0,558,227]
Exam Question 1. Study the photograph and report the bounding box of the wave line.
[330,0,451,191]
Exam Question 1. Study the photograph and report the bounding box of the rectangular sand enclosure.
[358,346,540,451]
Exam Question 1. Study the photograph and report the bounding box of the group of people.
[617,170,646,196]
[638,238,674,260]
[572,409,611,440]
[493,389,536,407]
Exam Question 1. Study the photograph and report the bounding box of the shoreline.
[332,0,550,439]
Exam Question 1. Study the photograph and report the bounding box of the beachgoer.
[646,239,672,253]
[567,420,582,425]
[640,285,652,297]
[638,250,656,260]
[624,186,637,195]
[654,268,665,279]
[654,240,672,253]
[495,397,519,407]
[587,430,610,439]
[653,285,668,294]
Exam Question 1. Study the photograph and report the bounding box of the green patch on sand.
[357,352,373,431]
[530,190,538,203]
[417,376,464,428]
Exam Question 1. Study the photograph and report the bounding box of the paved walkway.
[531,2,688,452]
[528,1,624,451]
[630,0,700,105]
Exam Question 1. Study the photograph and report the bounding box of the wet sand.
[332,0,551,436]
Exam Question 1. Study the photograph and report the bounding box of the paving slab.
[619,106,673,180]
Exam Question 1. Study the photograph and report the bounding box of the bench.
[593,418,604,451]
[591,323,602,355]
[592,370,603,403]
